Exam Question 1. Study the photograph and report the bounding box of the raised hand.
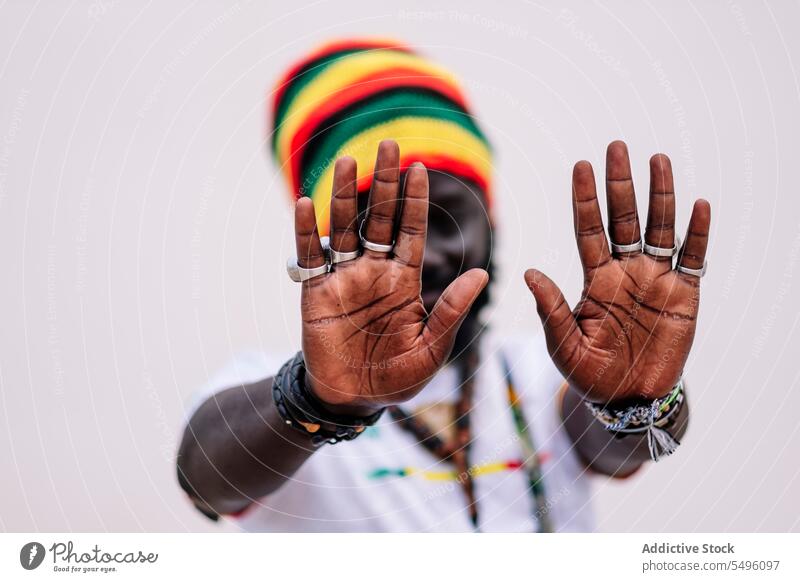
[525,141,710,402]
[294,140,488,414]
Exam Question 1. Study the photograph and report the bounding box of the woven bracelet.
[584,379,686,462]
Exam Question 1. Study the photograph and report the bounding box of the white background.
[0,0,798,532]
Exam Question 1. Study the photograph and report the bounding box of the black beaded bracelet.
[272,351,385,446]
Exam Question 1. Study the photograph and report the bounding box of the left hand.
[525,141,710,402]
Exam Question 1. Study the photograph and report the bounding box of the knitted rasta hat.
[269,38,493,235]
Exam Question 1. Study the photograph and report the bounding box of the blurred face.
[420,171,492,314]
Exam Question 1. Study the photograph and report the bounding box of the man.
[177,39,710,532]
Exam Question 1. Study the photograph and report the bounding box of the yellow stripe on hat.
[309,116,492,235]
[276,50,462,180]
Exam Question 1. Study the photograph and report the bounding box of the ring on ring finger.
[320,236,360,266]
[643,236,679,258]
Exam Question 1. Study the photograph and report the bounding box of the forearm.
[176,376,316,517]
[561,383,689,477]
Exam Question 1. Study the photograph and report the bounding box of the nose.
[423,240,447,272]
[423,234,466,275]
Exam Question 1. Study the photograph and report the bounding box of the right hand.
[294,140,489,414]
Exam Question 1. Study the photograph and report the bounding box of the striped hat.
[270,38,493,235]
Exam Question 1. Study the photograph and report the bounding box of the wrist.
[303,369,384,417]
[561,385,645,473]
[569,373,682,406]
[273,352,385,446]
[582,378,687,462]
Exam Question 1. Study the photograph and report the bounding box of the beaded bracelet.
[272,352,385,446]
[584,379,685,462]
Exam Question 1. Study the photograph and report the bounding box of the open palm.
[295,141,487,414]
[526,141,710,402]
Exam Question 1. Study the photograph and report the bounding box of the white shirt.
[187,331,595,532]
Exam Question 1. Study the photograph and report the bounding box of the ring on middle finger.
[610,239,643,254]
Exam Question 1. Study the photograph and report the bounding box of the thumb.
[421,268,489,363]
[524,269,581,359]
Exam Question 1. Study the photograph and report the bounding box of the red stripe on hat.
[404,153,491,205]
[353,153,491,207]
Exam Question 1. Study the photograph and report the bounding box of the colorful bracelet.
[584,379,685,462]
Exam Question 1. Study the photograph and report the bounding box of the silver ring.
[330,247,361,264]
[286,257,329,282]
[676,261,707,278]
[320,236,360,265]
[610,239,643,254]
[643,238,678,258]
[358,223,394,253]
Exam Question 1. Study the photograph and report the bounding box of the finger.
[645,153,676,261]
[677,199,711,273]
[329,156,359,254]
[572,160,611,273]
[421,268,489,364]
[363,139,400,257]
[393,162,428,269]
[605,140,642,253]
[524,269,582,362]
[294,197,325,269]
